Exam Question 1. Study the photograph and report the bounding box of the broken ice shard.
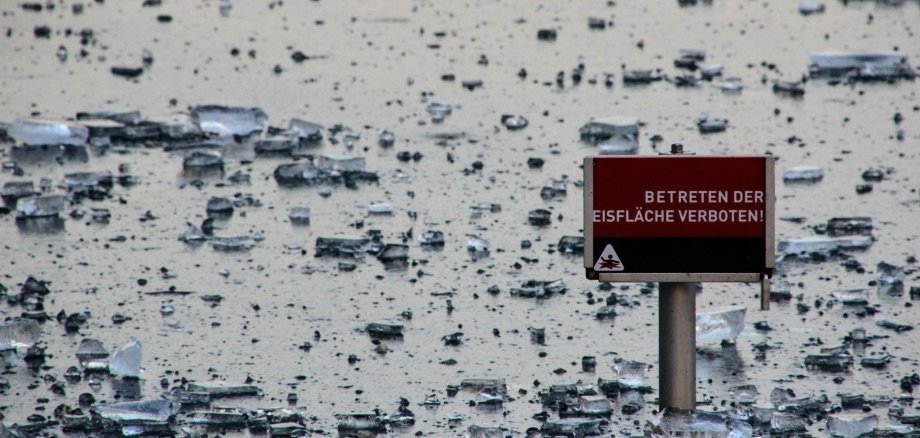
[696,306,745,342]
[875,320,912,333]
[0,318,41,350]
[799,2,825,15]
[777,235,873,257]
[254,135,297,154]
[729,385,759,404]
[831,289,869,305]
[378,129,395,147]
[827,217,873,236]
[647,409,753,438]
[315,155,365,172]
[580,117,639,148]
[210,236,254,251]
[1,181,36,205]
[418,230,445,246]
[187,381,260,397]
[75,338,109,363]
[877,261,905,294]
[366,322,404,338]
[377,244,408,262]
[542,418,603,437]
[460,378,507,393]
[614,360,649,389]
[771,413,807,433]
[206,197,234,215]
[289,118,323,142]
[783,165,823,182]
[426,102,452,123]
[828,413,878,438]
[501,115,528,130]
[368,202,393,215]
[8,118,89,146]
[528,209,551,226]
[315,237,368,258]
[94,399,174,425]
[697,114,728,133]
[183,150,223,168]
[804,353,854,371]
[468,235,490,253]
[289,207,310,225]
[467,425,509,438]
[109,338,142,378]
[571,394,614,416]
[557,236,584,254]
[511,279,566,298]
[336,413,386,433]
[809,52,916,81]
[190,105,267,136]
[16,194,67,218]
[178,224,207,243]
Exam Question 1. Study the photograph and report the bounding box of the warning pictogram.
[594,244,624,272]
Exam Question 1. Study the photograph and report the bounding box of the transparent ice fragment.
[580,117,639,145]
[729,385,759,404]
[94,399,174,424]
[696,306,746,343]
[697,114,728,133]
[179,224,207,243]
[771,413,807,433]
[182,150,223,168]
[805,353,854,371]
[828,413,878,438]
[783,165,823,182]
[8,118,89,146]
[467,236,490,253]
[419,230,445,246]
[501,115,528,130]
[377,244,408,261]
[0,318,41,350]
[16,194,67,218]
[109,339,142,378]
[778,235,873,257]
[368,202,393,215]
[75,338,109,363]
[426,103,452,123]
[1,181,36,203]
[528,209,551,226]
[647,409,752,438]
[206,197,234,214]
[574,394,613,416]
[315,155,365,172]
[832,289,869,305]
[827,217,873,236]
[466,424,509,438]
[289,118,323,142]
[542,418,603,438]
[614,360,649,389]
[187,381,260,397]
[378,129,395,147]
[460,379,507,393]
[809,52,915,80]
[190,105,266,136]
[315,237,368,258]
[366,322,404,338]
[254,135,297,154]
[335,413,385,433]
[210,236,254,251]
[289,207,310,225]
[557,236,584,254]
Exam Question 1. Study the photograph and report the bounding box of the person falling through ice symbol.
[599,254,620,270]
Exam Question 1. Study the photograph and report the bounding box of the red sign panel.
[584,156,774,281]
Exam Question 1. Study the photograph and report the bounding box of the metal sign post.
[583,143,775,412]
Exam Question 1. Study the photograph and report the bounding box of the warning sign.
[594,244,624,272]
[584,155,774,282]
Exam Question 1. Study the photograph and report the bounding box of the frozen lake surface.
[1,0,919,436]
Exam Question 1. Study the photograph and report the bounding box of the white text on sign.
[643,190,764,204]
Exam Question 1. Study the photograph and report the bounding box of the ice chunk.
[729,385,759,404]
[579,117,639,146]
[366,322,404,338]
[315,155,365,172]
[16,194,67,218]
[468,235,490,253]
[377,244,408,261]
[647,409,753,438]
[832,289,869,305]
[190,105,267,136]
[614,360,649,389]
[460,378,507,393]
[799,2,825,15]
[335,413,385,433]
[8,118,89,146]
[828,413,878,438]
[511,279,566,298]
[206,197,234,214]
[75,338,109,363]
[289,207,310,225]
[378,129,395,147]
[315,237,369,258]
[0,318,41,350]
[875,320,912,333]
[804,353,854,371]
[467,425,509,438]
[210,236,254,251]
[94,399,174,425]
[64,171,113,191]
[599,140,639,155]
[528,208,551,226]
[697,114,728,133]
[573,394,613,416]
[696,306,746,343]
[76,110,143,126]
[419,230,445,246]
[426,103,452,123]
[109,338,142,378]
[288,118,324,142]
[777,235,873,257]
[187,381,260,397]
[783,165,823,182]
[541,418,603,437]
[254,135,297,154]
[1,181,36,204]
[501,115,528,130]
[179,224,207,243]
[827,217,873,236]
[183,150,223,168]
[809,52,915,80]
[368,202,393,215]
[557,236,584,254]
[771,413,807,433]
[877,261,904,291]
[541,179,567,199]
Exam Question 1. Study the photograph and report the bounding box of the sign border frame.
[583,155,775,283]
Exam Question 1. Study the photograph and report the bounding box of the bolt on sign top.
[584,155,775,283]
